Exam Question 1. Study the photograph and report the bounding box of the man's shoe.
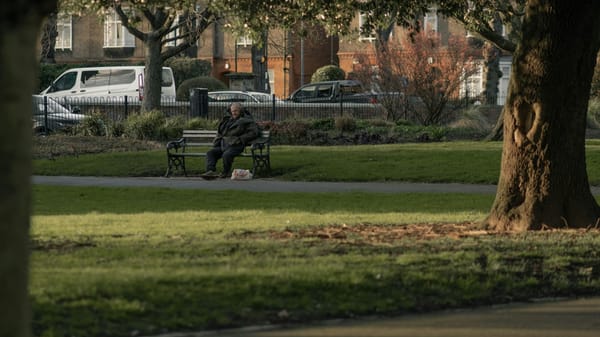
[201,170,220,179]
[219,172,230,178]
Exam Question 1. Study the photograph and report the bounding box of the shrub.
[185,118,220,130]
[588,98,600,129]
[124,110,166,140]
[164,57,212,87]
[449,106,492,131]
[74,113,108,137]
[310,118,335,131]
[161,115,187,140]
[176,76,227,101]
[270,120,311,144]
[311,65,346,83]
[334,116,357,134]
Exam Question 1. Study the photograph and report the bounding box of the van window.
[340,83,364,95]
[81,70,111,88]
[295,85,317,99]
[110,69,136,85]
[316,85,332,98]
[51,71,77,92]
[161,68,174,87]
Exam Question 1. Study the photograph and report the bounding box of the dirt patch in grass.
[236,222,599,244]
[33,135,163,159]
[272,222,492,243]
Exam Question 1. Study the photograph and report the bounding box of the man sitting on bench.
[203,102,259,178]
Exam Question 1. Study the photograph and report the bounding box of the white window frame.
[460,62,484,99]
[165,15,181,47]
[424,7,439,33]
[55,14,72,50]
[237,35,253,47]
[104,10,135,48]
[358,13,376,42]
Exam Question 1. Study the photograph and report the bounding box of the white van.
[40,66,176,100]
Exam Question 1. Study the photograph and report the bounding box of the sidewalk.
[32,175,498,194]
[156,297,600,337]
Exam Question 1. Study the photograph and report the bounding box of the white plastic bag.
[231,168,253,180]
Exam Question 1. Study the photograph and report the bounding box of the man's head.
[230,103,242,119]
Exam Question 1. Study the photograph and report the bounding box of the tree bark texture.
[0,2,56,337]
[485,0,600,231]
[141,37,163,112]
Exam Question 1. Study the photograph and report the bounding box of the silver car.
[208,90,278,103]
[32,95,86,134]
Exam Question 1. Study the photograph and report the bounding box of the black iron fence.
[33,91,506,134]
[43,95,390,122]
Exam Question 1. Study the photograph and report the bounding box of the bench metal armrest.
[166,138,186,153]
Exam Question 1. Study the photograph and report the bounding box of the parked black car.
[287,80,377,103]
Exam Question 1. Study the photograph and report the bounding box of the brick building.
[49,8,511,103]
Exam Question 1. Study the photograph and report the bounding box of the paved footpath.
[37,175,600,196]
[33,176,600,337]
[32,175,503,194]
[153,297,600,337]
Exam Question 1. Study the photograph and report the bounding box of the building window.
[56,14,72,50]
[104,10,135,48]
[424,7,438,33]
[165,15,182,47]
[461,62,484,100]
[358,13,376,41]
[237,35,253,47]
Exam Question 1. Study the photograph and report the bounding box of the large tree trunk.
[39,11,58,64]
[0,3,56,337]
[141,37,163,112]
[485,0,600,231]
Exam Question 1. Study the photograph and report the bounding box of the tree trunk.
[141,37,163,112]
[40,11,58,64]
[0,3,56,337]
[485,0,600,231]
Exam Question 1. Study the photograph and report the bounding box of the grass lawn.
[30,184,600,337]
[30,138,600,336]
[33,139,600,185]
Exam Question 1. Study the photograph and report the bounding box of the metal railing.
[33,92,507,134]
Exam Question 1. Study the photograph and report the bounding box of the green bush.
[185,118,220,130]
[161,115,187,140]
[74,113,109,137]
[588,97,600,129]
[334,116,357,133]
[270,120,311,144]
[310,118,335,131]
[164,57,212,87]
[176,76,227,101]
[311,65,346,83]
[124,110,166,140]
[450,106,492,131]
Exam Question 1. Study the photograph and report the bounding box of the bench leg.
[251,155,270,177]
[166,155,187,177]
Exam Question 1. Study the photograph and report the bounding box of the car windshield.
[252,94,272,102]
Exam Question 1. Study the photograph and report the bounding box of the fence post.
[43,95,49,136]
[190,88,209,118]
[124,95,128,116]
[271,94,276,121]
[339,91,344,117]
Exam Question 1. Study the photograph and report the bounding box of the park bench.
[165,129,271,178]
